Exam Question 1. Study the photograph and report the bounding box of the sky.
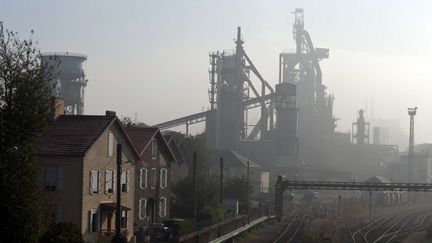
[2,0,432,144]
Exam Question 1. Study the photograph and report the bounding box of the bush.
[40,222,84,243]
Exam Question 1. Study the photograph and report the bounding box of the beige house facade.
[38,112,141,242]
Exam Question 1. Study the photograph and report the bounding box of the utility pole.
[408,107,417,183]
[220,157,224,205]
[338,194,341,217]
[246,160,250,224]
[192,151,198,243]
[192,152,197,222]
[113,144,124,243]
[369,190,372,218]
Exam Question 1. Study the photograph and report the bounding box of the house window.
[159,197,167,217]
[160,168,167,189]
[89,170,100,194]
[44,167,64,191]
[150,168,157,189]
[151,139,157,159]
[121,170,129,192]
[139,168,147,189]
[138,198,147,219]
[105,170,115,193]
[121,210,128,228]
[89,209,98,232]
[108,132,114,156]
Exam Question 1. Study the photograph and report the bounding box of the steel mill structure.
[154,9,400,184]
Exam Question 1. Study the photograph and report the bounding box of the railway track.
[272,207,310,243]
[347,207,432,243]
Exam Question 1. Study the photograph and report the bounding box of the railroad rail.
[273,207,310,243]
[347,207,432,242]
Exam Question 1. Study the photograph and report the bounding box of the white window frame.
[105,170,115,193]
[160,168,167,189]
[138,198,147,219]
[108,132,114,157]
[159,197,167,217]
[89,170,100,194]
[139,168,148,189]
[151,139,157,159]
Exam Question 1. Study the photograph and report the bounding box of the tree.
[171,174,220,221]
[223,176,253,212]
[39,222,84,243]
[0,23,52,242]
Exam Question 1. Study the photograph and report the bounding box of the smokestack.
[51,97,65,119]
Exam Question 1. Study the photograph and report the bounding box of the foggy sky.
[2,0,432,145]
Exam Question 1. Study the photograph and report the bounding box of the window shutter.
[113,171,116,193]
[97,171,100,193]
[57,167,64,191]
[144,169,148,187]
[159,199,162,217]
[139,169,143,189]
[126,170,129,192]
[89,171,93,193]
[105,170,109,193]
[138,199,142,219]
[144,199,147,218]
[160,169,163,189]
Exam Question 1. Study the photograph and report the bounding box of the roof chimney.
[51,97,65,119]
[105,110,116,117]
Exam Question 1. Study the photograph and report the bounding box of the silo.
[40,52,88,115]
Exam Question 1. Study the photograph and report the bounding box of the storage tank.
[40,52,88,115]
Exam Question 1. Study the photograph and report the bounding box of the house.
[37,111,141,243]
[124,127,175,235]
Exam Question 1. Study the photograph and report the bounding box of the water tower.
[40,52,88,115]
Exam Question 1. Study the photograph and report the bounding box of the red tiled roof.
[37,115,115,156]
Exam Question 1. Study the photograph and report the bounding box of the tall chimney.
[106,110,116,117]
[51,97,65,119]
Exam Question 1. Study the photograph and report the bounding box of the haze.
[3,0,432,148]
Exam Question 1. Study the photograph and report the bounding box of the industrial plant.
[152,9,413,187]
[5,3,432,243]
